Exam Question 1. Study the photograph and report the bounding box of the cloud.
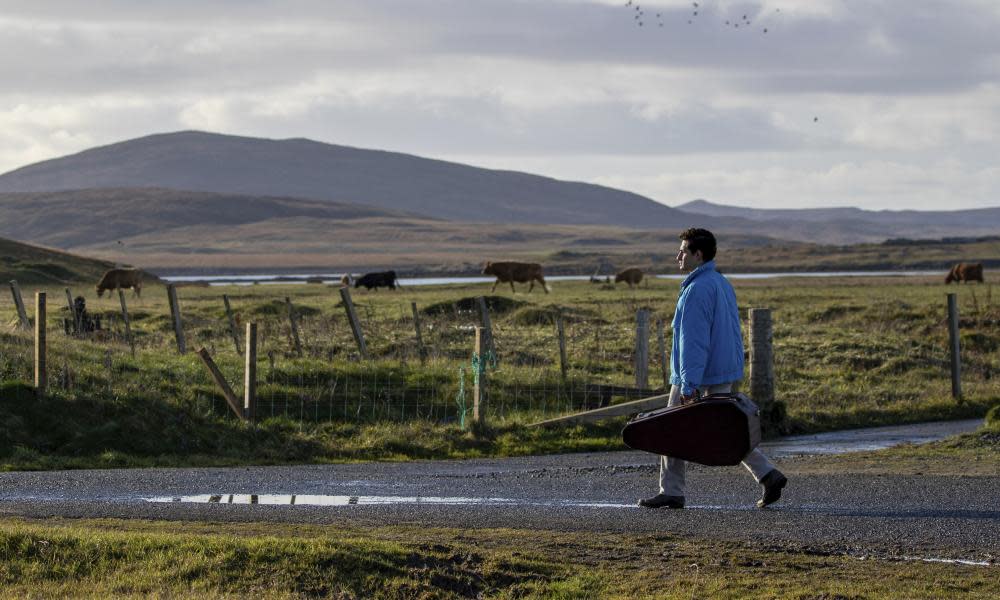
[442,151,1000,211]
[589,156,1000,210]
[179,98,235,131]
[0,0,997,210]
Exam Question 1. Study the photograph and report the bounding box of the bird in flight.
[620,2,781,35]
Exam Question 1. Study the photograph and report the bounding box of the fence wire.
[2,284,997,428]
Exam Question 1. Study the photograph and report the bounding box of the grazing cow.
[615,267,644,289]
[96,268,142,298]
[355,270,398,290]
[945,263,984,284]
[482,261,549,293]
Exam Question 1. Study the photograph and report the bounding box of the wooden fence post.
[285,296,302,357]
[411,301,427,363]
[749,308,774,408]
[339,287,368,359]
[947,293,962,401]
[476,296,495,358]
[634,308,650,389]
[556,310,568,382]
[197,347,245,419]
[34,292,46,395]
[245,322,257,422]
[118,289,135,357]
[223,294,241,355]
[64,288,79,334]
[9,280,30,330]
[166,283,186,354]
[473,326,487,424]
[657,318,669,390]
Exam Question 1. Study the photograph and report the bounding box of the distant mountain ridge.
[0,130,691,229]
[676,199,1000,232]
[1,131,998,248]
[677,199,874,222]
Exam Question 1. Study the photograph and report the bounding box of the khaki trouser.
[659,383,776,497]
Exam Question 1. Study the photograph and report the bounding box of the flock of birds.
[624,1,779,33]
[620,2,819,124]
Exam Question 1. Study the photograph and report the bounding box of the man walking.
[639,228,787,509]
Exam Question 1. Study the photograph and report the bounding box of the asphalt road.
[1,419,996,563]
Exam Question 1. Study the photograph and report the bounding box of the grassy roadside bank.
[1,513,995,599]
[2,378,996,471]
[0,379,629,470]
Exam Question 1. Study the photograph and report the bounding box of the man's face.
[676,240,704,272]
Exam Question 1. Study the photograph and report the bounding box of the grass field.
[1,274,998,470]
[3,214,1000,277]
[62,232,1000,276]
[3,517,997,599]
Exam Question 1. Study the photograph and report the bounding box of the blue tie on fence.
[456,348,498,429]
[455,366,468,429]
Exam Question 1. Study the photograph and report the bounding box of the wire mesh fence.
[1,295,669,426]
[2,282,998,429]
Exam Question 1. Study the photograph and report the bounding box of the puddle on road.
[141,494,788,513]
[763,419,982,457]
[144,494,635,509]
[899,556,993,567]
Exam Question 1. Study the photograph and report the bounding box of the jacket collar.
[680,259,716,289]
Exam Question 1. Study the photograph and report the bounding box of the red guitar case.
[621,393,761,466]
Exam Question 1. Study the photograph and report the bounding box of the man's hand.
[679,391,698,404]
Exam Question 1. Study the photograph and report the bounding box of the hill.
[0,236,126,285]
[1,188,998,275]
[0,188,781,274]
[676,199,1000,241]
[0,188,427,248]
[2,187,996,275]
[1,131,998,249]
[0,131,690,229]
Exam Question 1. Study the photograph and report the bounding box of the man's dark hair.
[679,228,717,262]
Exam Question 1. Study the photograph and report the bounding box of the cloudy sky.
[2,0,999,210]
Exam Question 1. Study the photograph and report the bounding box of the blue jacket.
[670,260,744,395]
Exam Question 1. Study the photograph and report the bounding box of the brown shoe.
[638,494,685,509]
[757,469,787,508]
